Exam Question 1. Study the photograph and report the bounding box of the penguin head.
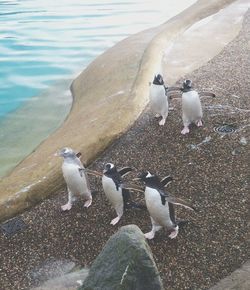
[135,171,162,189]
[103,163,116,174]
[182,79,193,91]
[59,147,76,159]
[153,74,164,85]
[136,171,153,181]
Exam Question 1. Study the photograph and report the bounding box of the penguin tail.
[125,202,147,210]
[176,219,189,228]
[91,190,98,197]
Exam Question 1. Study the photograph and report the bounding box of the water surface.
[0,0,196,177]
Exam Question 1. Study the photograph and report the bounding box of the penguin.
[102,163,133,225]
[181,79,203,135]
[58,147,92,211]
[149,74,169,126]
[135,171,195,239]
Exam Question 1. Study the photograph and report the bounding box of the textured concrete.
[209,261,250,290]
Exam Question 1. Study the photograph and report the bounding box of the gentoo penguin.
[135,171,195,239]
[58,147,92,211]
[149,74,169,126]
[102,163,133,225]
[181,79,203,135]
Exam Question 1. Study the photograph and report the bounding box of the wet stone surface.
[1,217,27,237]
[0,9,249,290]
[213,124,237,134]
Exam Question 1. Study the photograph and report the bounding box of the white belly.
[149,85,168,114]
[145,187,173,228]
[182,91,202,121]
[62,163,89,197]
[102,175,123,209]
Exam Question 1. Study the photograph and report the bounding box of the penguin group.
[57,75,215,240]
[149,74,215,134]
[58,148,195,240]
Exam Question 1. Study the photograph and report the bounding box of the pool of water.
[0,0,196,177]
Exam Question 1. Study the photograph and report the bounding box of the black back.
[137,171,176,224]
[122,188,131,210]
[104,164,122,190]
[138,172,167,205]
[168,203,176,226]
[104,163,132,209]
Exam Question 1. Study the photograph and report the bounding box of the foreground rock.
[80,225,163,290]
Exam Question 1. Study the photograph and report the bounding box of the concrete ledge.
[209,261,250,290]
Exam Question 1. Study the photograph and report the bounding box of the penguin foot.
[181,127,190,134]
[197,120,203,127]
[168,226,179,239]
[91,190,98,197]
[159,118,166,126]
[144,231,155,240]
[155,113,161,118]
[84,198,92,208]
[61,203,72,211]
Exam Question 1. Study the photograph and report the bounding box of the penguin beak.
[55,149,65,157]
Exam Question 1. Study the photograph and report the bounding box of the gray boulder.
[80,224,163,290]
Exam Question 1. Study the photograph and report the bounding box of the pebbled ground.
[0,9,249,290]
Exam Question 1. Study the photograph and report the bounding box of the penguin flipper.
[78,168,84,177]
[78,168,91,192]
[118,167,133,177]
[160,175,173,187]
[166,196,196,211]
[199,91,216,98]
[85,169,103,177]
[169,203,176,225]
[161,195,166,205]
[167,86,182,92]
[120,183,145,193]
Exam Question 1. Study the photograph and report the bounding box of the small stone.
[239,137,247,146]
[232,148,242,155]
